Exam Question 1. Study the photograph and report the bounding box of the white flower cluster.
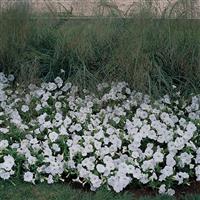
[1,72,200,196]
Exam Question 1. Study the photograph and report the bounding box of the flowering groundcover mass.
[1,72,200,196]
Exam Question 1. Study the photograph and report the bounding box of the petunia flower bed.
[1,72,200,196]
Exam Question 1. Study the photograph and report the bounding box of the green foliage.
[0,180,132,200]
[0,1,200,97]
[1,180,200,200]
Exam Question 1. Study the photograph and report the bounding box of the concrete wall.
[1,0,200,17]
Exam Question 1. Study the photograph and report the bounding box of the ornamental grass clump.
[1,73,200,196]
[1,2,200,97]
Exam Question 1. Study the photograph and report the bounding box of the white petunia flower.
[49,132,59,142]
[0,140,9,150]
[96,164,106,173]
[24,172,34,183]
[21,105,29,112]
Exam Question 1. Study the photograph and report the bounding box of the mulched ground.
[128,180,200,199]
[174,180,200,199]
[66,175,200,199]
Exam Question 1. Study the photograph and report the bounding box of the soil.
[66,175,200,199]
[128,180,200,199]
